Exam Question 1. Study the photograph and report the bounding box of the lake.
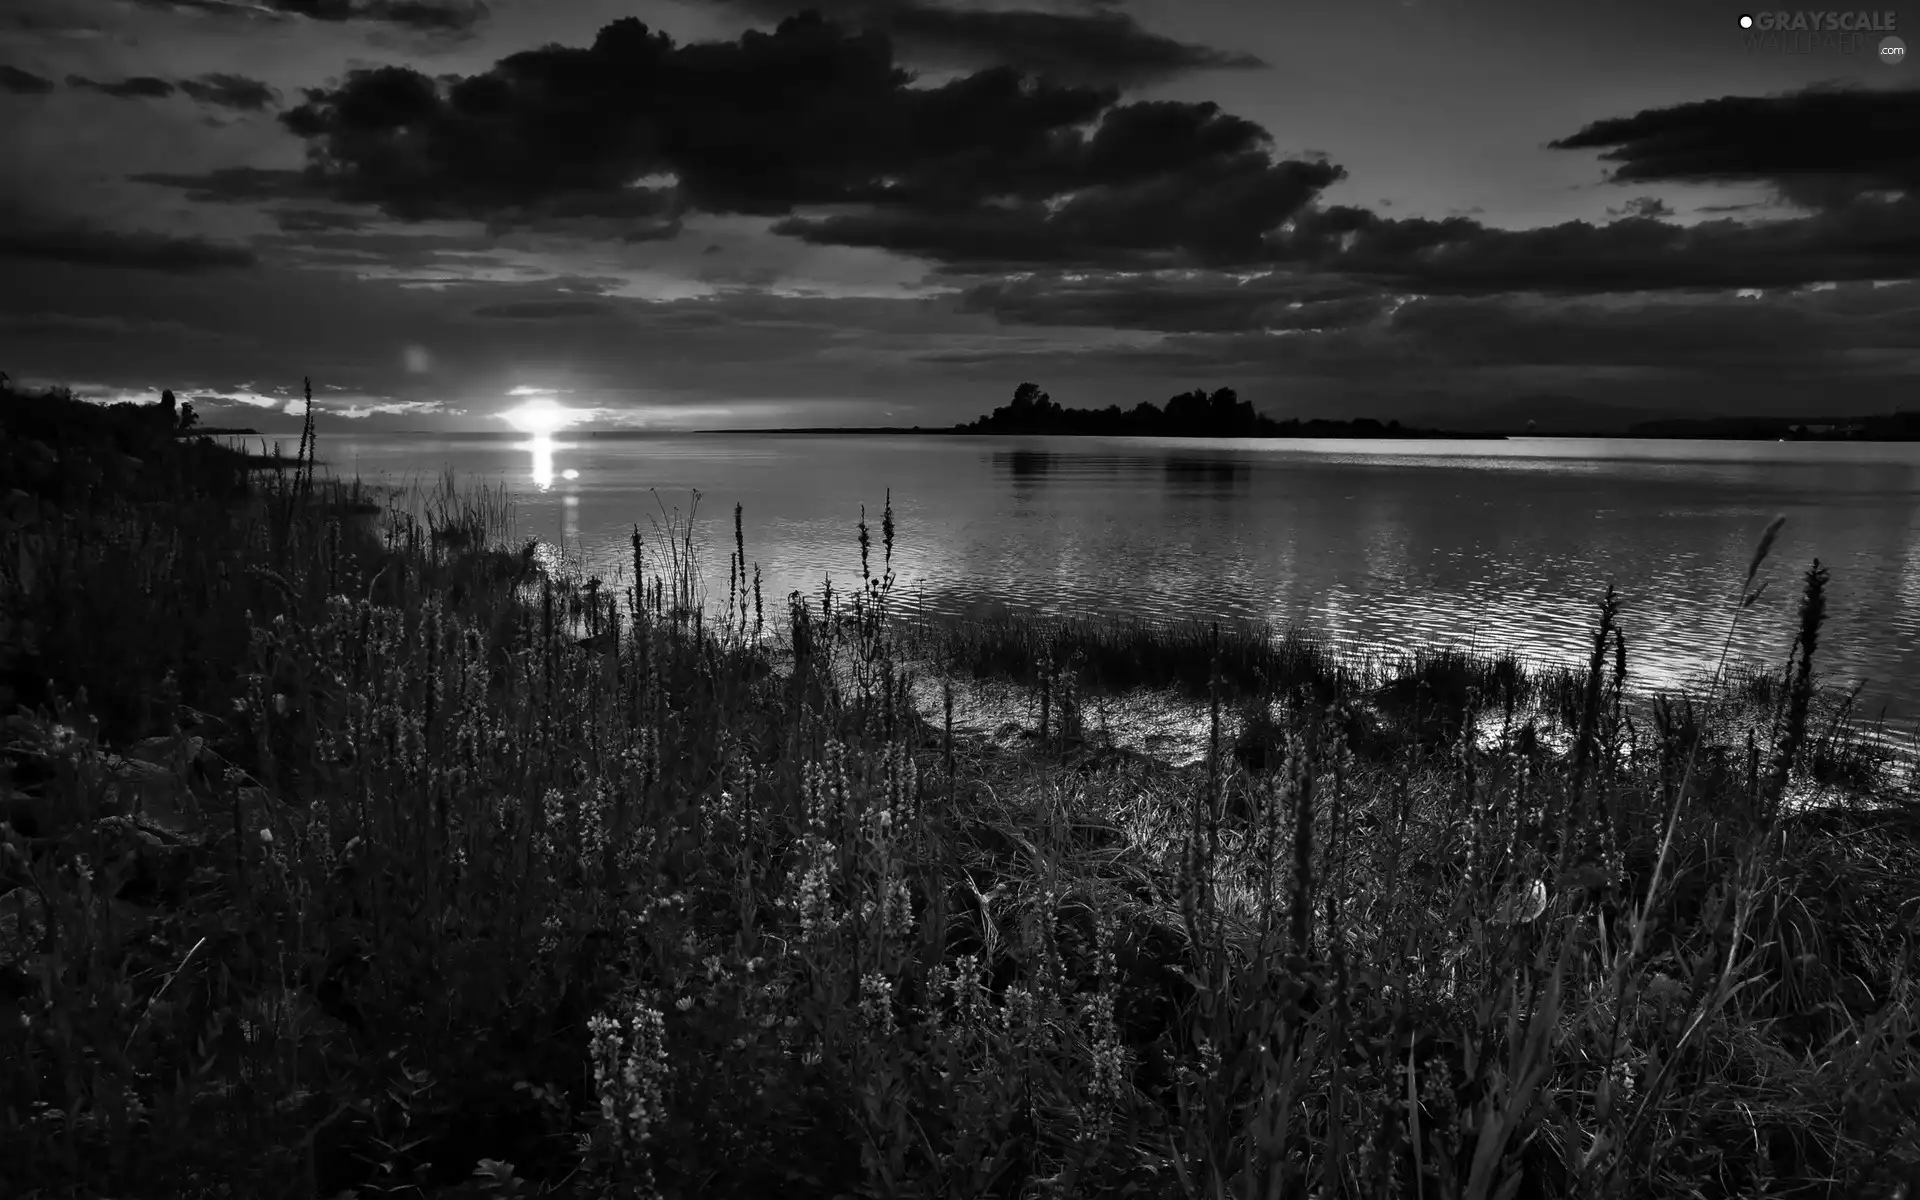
[298,431,1920,727]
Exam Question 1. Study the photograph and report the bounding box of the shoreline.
[227,426,1920,443]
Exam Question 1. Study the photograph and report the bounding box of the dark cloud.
[273,207,372,233]
[775,153,1343,268]
[68,74,178,99]
[247,34,1913,284]
[122,0,288,18]
[959,270,1387,333]
[1368,290,1920,373]
[1548,82,1920,210]
[237,15,1331,261]
[924,279,1920,421]
[705,0,1265,87]
[962,261,1920,372]
[1236,85,1920,295]
[1277,193,1920,295]
[275,0,487,33]
[66,71,279,109]
[179,73,279,111]
[1,6,104,36]
[132,167,315,203]
[0,311,245,342]
[0,219,255,272]
[0,65,56,94]
[1606,196,1673,219]
[127,0,488,33]
[472,299,619,319]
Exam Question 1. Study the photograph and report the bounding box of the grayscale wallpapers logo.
[1736,11,1905,60]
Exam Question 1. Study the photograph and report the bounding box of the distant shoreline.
[229,424,1920,442]
[604,426,1513,439]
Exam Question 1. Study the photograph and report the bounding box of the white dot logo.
[1738,13,1754,28]
[1882,35,1907,64]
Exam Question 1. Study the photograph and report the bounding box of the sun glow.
[528,436,555,491]
[502,396,579,435]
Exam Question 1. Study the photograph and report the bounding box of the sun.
[502,397,576,436]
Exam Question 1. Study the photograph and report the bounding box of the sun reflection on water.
[521,434,582,492]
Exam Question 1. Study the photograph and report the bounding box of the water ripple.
[322,432,1920,724]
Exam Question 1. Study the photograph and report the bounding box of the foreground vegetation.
[1,388,1916,1199]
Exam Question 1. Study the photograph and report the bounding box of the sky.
[0,0,1915,432]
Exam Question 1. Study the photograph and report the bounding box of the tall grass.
[0,449,1914,1200]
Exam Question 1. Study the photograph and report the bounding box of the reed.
[0,422,1913,1200]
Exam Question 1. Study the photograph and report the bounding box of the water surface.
[302,432,1920,725]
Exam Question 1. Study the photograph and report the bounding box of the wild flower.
[578,781,612,876]
[878,875,914,942]
[947,953,991,1032]
[784,838,842,940]
[1081,988,1127,1102]
[586,991,669,1181]
[801,740,851,834]
[1194,1033,1220,1081]
[858,971,897,1038]
[533,787,566,865]
[1607,1057,1637,1099]
[996,982,1039,1043]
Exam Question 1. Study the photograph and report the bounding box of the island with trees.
[954,383,1501,438]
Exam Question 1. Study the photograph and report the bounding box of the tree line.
[954,382,1459,438]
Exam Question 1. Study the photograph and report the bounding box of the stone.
[91,813,205,906]
[0,885,47,969]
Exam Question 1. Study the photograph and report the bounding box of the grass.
[1,392,1916,1199]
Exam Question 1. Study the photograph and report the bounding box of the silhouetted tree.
[1164,388,1209,427]
[957,381,1468,438]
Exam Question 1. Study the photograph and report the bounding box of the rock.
[1489,877,1549,925]
[124,733,212,771]
[0,886,47,969]
[104,751,212,838]
[0,489,37,529]
[92,814,205,906]
[11,531,42,595]
[105,753,183,799]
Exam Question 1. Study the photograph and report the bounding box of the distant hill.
[1402,398,1920,439]
[1628,412,1920,440]
[1405,397,1670,435]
